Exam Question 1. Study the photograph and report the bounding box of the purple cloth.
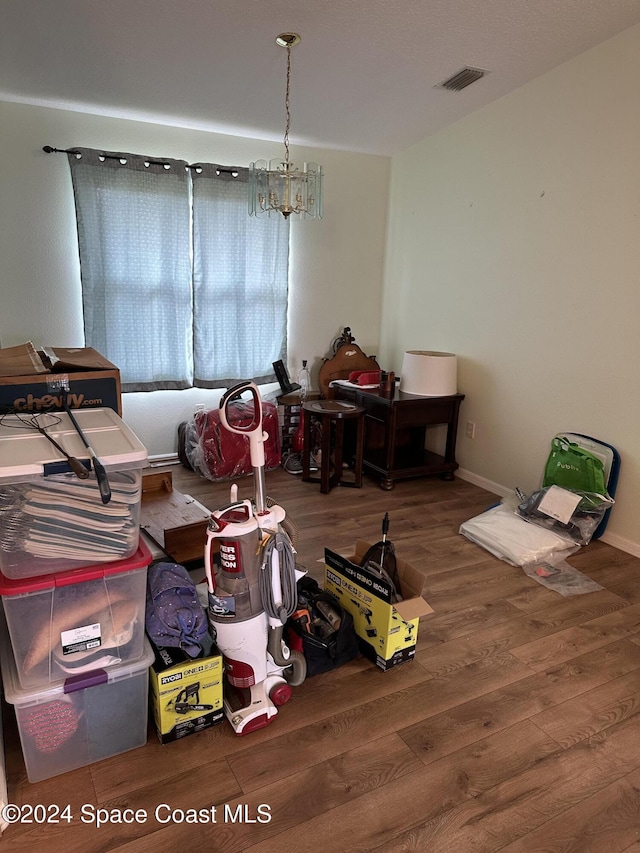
[145,562,208,657]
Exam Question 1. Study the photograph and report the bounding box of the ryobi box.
[149,642,224,744]
[324,541,433,671]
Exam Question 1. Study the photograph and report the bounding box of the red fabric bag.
[191,401,281,481]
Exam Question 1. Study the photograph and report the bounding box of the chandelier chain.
[283,45,291,166]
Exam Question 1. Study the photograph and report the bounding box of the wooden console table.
[332,384,465,490]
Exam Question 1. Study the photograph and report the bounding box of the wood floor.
[3,463,640,852]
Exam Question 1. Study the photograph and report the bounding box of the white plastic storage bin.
[0,540,151,690]
[0,407,148,578]
[1,632,153,783]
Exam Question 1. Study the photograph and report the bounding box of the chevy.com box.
[324,541,434,671]
[0,347,121,415]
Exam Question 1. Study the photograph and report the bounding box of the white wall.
[3,24,639,556]
[380,24,640,553]
[0,102,389,455]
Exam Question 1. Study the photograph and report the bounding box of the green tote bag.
[542,437,607,495]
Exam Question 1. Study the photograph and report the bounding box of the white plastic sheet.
[459,502,577,567]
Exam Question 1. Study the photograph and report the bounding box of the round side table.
[301,400,365,494]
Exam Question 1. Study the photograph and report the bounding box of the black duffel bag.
[287,577,360,676]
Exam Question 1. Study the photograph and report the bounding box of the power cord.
[259,530,298,623]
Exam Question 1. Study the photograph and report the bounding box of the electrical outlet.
[194,403,205,414]
[466,421,476,439]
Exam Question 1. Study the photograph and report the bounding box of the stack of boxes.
[0,402,153,783]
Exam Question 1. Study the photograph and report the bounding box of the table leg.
[352,415,364,488]
[332,420,345,489]
[301,409,312,481]
[320,414,332,494]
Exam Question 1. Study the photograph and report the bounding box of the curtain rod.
[42,146,239,174]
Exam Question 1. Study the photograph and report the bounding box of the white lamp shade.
[399,351,457,397]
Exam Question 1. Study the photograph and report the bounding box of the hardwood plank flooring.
[2,463,640,852]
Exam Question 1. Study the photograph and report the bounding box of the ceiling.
[2,0,640,157]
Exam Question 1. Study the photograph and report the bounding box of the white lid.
[0,408,147,483]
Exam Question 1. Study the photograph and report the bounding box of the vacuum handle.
[219,380,266,471]
[204,532,216,593]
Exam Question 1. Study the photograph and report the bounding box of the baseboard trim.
[148,453,180,467]
[598,531,640,558]
[456,468,640,559]
[455,468,509,498]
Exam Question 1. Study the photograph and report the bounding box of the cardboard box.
[149,642,224,744]
[0,347,121,415]
[324,541,434,671]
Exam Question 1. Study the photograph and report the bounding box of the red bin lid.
[0,538,151,594]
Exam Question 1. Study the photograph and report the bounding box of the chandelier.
[249,33,323,220]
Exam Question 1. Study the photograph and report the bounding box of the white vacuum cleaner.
[204,380,306,735]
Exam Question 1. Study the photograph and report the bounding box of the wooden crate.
[140,471,210,564]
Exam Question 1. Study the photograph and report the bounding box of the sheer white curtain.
[67,148,290,392]
[68,149,193,391]
[191,164,290,388]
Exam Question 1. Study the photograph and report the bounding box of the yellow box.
[149,643,224,743]
[324,541,434,671]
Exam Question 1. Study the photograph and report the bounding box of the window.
[67,148,290,392]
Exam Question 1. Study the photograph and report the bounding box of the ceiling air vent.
[436,66,489,92]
